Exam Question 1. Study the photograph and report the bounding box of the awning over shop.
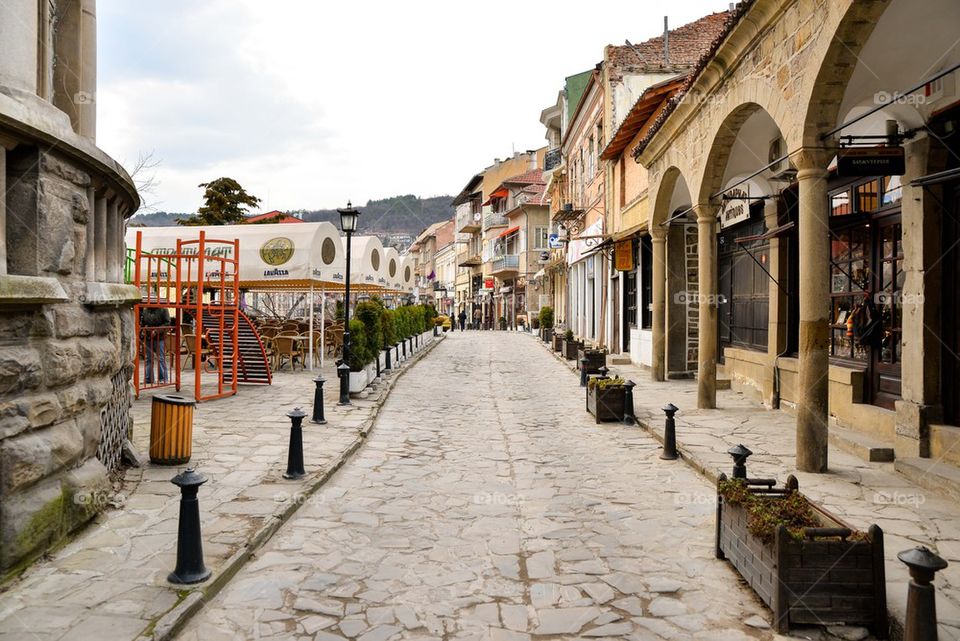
[498,226,520,239]
[125,221,347,290]
[482,188,509,206]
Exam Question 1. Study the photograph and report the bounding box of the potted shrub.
[345,319,370,392]
[716,475,887,636]
[562,330,582,360]
[539,307,554,344]
[578,345,606,373]
[585,376,626,423]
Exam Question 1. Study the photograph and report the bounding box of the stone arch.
[799,0,892,147]
[695,96,791,206]
[650,165,692,228]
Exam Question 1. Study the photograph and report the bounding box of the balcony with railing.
[456,207,481,234]
[490,254,520,275]
[484,213,509,229]
[544,147,562,171]
[457,250,482,267]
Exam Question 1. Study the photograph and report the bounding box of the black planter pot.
[586,385,626,423]
[542,328,554,344]
[577,347,605,373]
[552,334,564,352]
[562,339,583,360]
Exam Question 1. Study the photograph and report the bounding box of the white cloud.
[97,0,731,213]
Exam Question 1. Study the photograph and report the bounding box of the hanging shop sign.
[614,239,634,271]
[548,233,562,249]
[484,277,495,289]
[720,185,752,229]
[837,146,905,176]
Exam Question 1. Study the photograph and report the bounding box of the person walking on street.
[472,307,481,330]
[458,309,467,332]
[141,305,172,383]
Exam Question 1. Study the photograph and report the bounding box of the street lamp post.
[337,202,360,406]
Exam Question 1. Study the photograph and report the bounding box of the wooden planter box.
[578,347,605,373]
[552,334,564,352]
[562,339,583,360]
[716,475,887,636]
[585,384,625,423]
[542,328,553,343]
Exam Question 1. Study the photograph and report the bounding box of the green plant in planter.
[345,318,369,371]
[564,329,574,341]
[719,478,830,543]
[498,316,507,330]
[538,306,554,329]
[587,376,625,390]
[355,301,383,360]
[380,308,396,348]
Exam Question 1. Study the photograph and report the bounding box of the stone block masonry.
[0,146,137,576]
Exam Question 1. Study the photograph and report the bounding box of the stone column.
[0,0,38,95]
[796,151,830,473]
[651,227,667,381]
[79,0,97,140]
[94,196,107,282]
[696,204,718,409]
[85,187,96,280]
[107,199,120,282]
[896,137,940,457]
[765,198,787,404]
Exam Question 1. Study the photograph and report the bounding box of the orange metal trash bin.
[149,395,197,465]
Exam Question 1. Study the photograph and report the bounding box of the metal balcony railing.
[491,254,520,273]
[484,213,508,228]
[544,148,562,171]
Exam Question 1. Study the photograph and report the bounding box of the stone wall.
[0,147,135,575]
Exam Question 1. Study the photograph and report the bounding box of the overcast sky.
[97,0,731,215]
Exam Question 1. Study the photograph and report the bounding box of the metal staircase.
[205,309,272,385]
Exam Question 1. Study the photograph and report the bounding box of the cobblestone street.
[178,332,781,641]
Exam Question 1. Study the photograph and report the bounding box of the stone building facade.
[0,0,140,574]
[636,0,960,474]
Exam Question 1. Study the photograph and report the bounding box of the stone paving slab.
[533,333,960,641]
[0,334,444,641]
[177,331,869,641]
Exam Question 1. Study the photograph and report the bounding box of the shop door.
[870,217,903,410]
[611,277,620,353]
[623,269,637,353]
[943,182,960,424]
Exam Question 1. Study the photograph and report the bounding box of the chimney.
[663,16,669,65]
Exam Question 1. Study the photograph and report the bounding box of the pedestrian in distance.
[472,307,481,330]
[458,309,467,332]
[141,305,172,383]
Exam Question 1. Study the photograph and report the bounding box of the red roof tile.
[607,11,731,77]
[503,168,544,186]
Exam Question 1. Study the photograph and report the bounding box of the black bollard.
[434,325,438,337]
[623,381,637,426]
[384,346,392,371]
[728,444,752,479]
[899,546,948,641]
[337,361,351,406]
[402,338,407,358]
[660,403,679,459]
[375,350,381,380]
[311,376,327,424]
[168,468,211,584]
[284,407,307,479]
[598,366,609,379]
[580,357,589,387]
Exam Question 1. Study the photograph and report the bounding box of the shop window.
[718,204,769,352]
[533,226,549,250]
[831,191,852,216]
[829,226,870,361]
[640,236,652,329]
[855,179,879,213]
[828,176,904,371]
[882,176,902,206]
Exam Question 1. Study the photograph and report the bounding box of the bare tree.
[129,151,162,213]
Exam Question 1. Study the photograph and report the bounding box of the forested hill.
[129,194,454,235]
